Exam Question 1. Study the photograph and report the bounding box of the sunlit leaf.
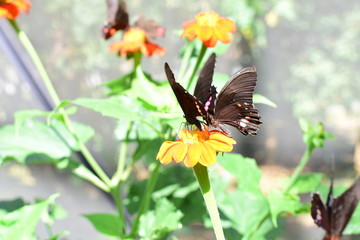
[0,194,59,240]
[83,213,124,238]
[287,173,325,194]
[267,190,309,227]
[253,93,277,107]
[138,198,183,239]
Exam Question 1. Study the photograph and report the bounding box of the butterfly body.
[165,53,261,135]
[311,178,360,240]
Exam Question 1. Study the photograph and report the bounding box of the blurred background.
[1,0,360,239]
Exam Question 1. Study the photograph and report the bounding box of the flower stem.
[110,186,125,232]
[178,41,195,81]
[284,145,314,193]
[111,121,133,186]
[186,43,208,90]
[8,19,111,188]
[193,164,225,240]
[245,145,315,239]
[130,162,161,237]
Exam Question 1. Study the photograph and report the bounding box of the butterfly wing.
[103,0,129,39]
[165,63,207,130]
[311,193,331,233]
[214,67,261,135]
[134,16,165,42]
[330,178,360,237]
[214,102,261,135]
[194,53,217,114]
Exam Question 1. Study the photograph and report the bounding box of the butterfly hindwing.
[214,102,261,135]
[164,63,207,130]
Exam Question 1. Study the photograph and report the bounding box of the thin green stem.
[130,162,161,237]
[193,164,225,240]
[8,19,111,187]
[186,43,208,90]
[284,145,314,193]
[245,145,315,239]
[111,121,134,186]
[177,42,195,81]
[110,186,125,232]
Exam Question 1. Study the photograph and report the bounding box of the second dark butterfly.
[311,178,360,240]
[164,53,261,135]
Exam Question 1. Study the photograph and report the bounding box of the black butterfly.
[311,178,360,240]
[164,53,261,135]
[103,0,129,40]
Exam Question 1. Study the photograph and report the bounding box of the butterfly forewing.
[330,178,360,237]
[311,193,331,233]
[214,66,261,135]
[194,53,217,114]
[215,67,258,111]
[103,0,129,39]
[164,63,207,130]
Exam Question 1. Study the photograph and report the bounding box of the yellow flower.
[109,27,165,57]
[156,127,236,168]
[181,11,236,47]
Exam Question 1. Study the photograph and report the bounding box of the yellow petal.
[199,143,216,166]
[214,28,232,43]
[156,141,180,161]
[197,26,212,41]
[209,132,236,144]
[172,143,188,163]
[218,18,237,32]
[184,143,201,167]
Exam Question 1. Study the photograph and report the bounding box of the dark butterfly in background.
[311,178,360,240]
[134,15,165,42]
[164,53,261,135]
[103,0,129,40]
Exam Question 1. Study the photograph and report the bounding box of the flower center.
[196,12,220,27]
[179,128,210,144]
[123,28,146,43]
[0,0,10,3]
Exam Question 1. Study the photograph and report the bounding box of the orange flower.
[109,27,165,57]
[181,11,236,47]
[156,127,236,168]
[0,0,31,19]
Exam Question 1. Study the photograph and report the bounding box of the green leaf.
[253,93,277,107]
[0,121,71,165]
[127,67,174,111]
[267,190,309,227]
[49,119,95,151]
[0,119,94,166]
[217,153,262,190]
[212,154,268,235]
[82,213,124,238]
[287,173,325,194]
[103,72,133,96]
[48,230,70,240]
[0,194,59,240]
[73,96,142,120]
[138,198,183,239]
[0,199,25,212]
[344,204,360,235]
